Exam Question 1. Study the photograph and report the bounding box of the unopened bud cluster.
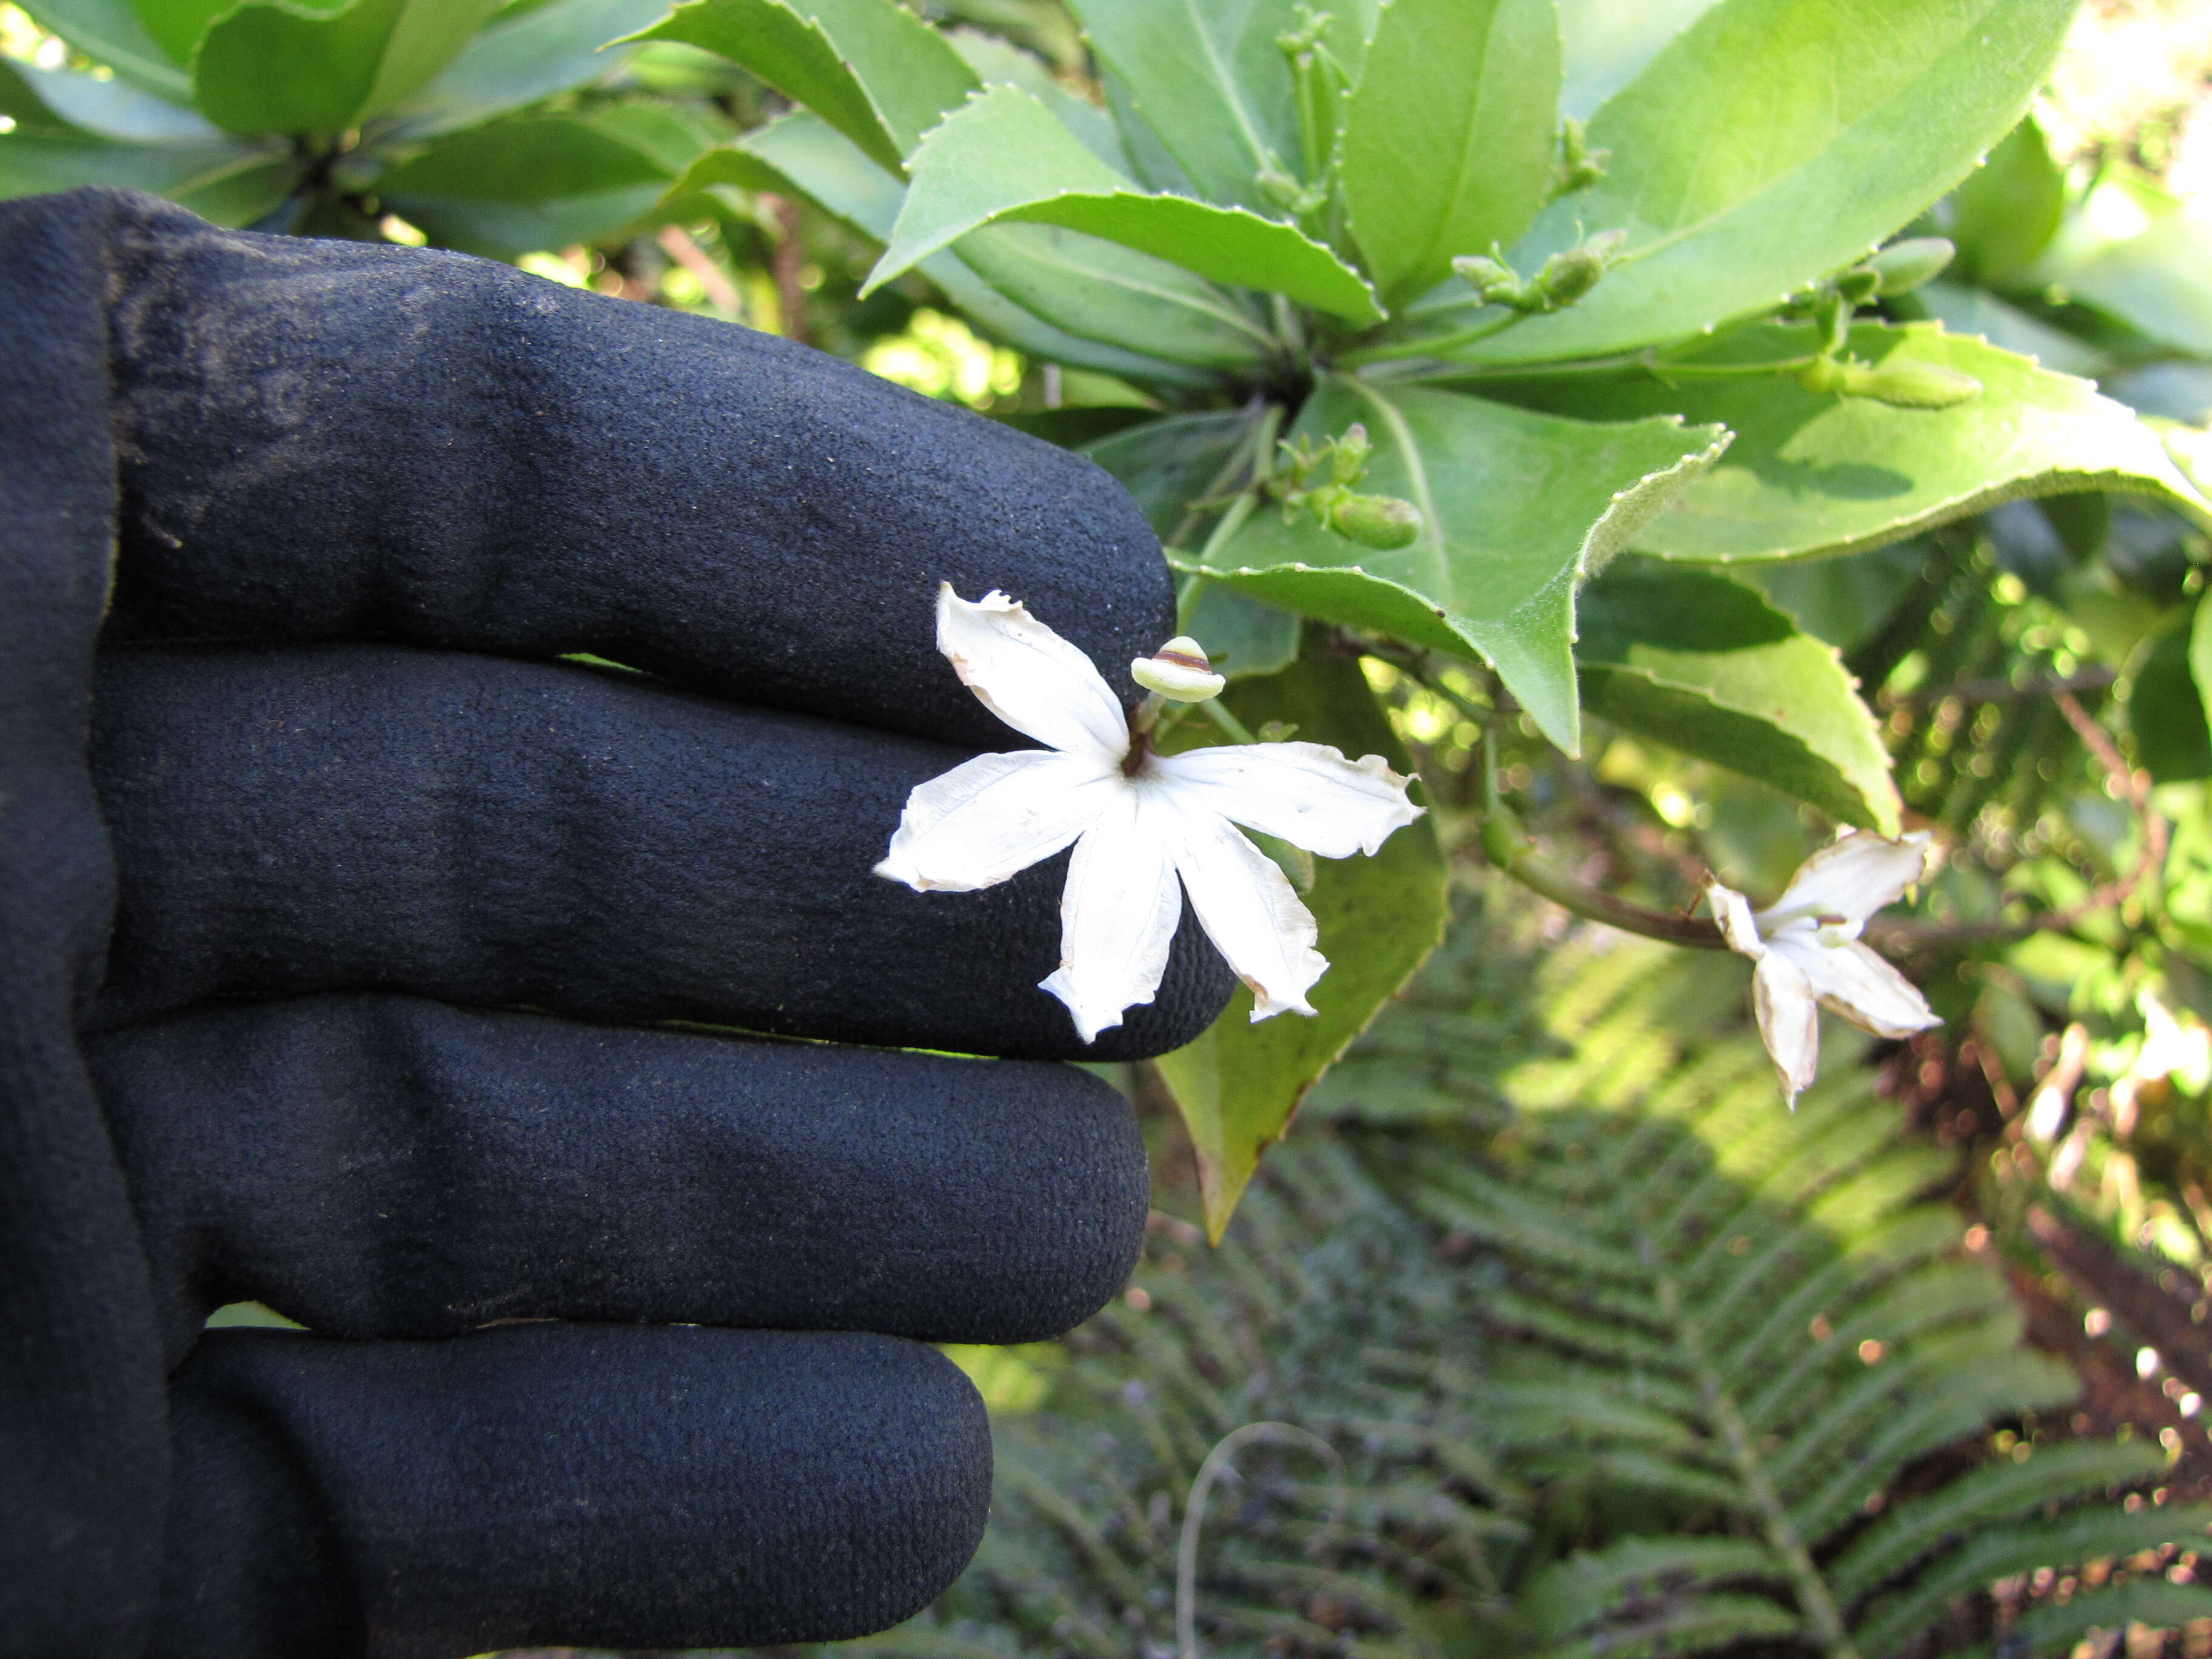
[1265,423,1424,552]
[1785,236,1978,409]
[1453,229,1627,315]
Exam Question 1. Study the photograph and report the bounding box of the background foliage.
[16,0,2212,1651]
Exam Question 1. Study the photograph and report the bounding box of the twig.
[655,223,745,317]
[1871,689,2166,950]
[1889,666,2117,709]
[760,192,808,344]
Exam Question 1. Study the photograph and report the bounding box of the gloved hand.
[0,187,1232,1659]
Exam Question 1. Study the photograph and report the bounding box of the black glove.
[0,187,1233,1659]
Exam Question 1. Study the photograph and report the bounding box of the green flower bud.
[1451,252,1525,307]
[1862,236,1954,295]
[1330,422,1372,486]
[1838,358,1983,409]
[1330,492,1423,550]
[1833,267,1881,305]
[1529,230,1627,311]
[1131,635,1227,702]
[1814,293,1850,357]
[1256,168,1307,213]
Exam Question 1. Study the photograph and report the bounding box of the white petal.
[1704,879,1765,958]
[1151,741,1423,859]
[876,748,1120,893]
[1752,950,1822,1107]
[1774,934,1942,1041]
[936,585,1130,761]
[1038,788,1183,1044]
[1760,830,1931,930]
[1170,808,1327,1022]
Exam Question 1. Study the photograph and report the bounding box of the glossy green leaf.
[1556,0,1717,121]
[1153,648,1447,1241]
[868,85,1383,323]
[0,59,71,133]
[2055,212,2212,360]
[0,130,296,223]
[382,0,667,139]
[1909,280,2106,377]
[1083,409,1247,540]
[943,26,1128,172]
[2130,615,2212,785]
[1435,0,2076,364]
[1578,560,1899,830]
[379,109,680,254]
[626,0,977,174]
[1946,113,2062,283]
[18,0,190,99]
[194,0,502,136]
[1188,376,1730,752]
[128,0,234,65]
[1081,411,1304,678]
[1065,0,1302,215]
[1481,323,2212,561]
[11,60,223,143]
[1339,0,1560,305]
[682,112,1218,384]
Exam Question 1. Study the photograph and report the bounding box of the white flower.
[876,585,1424,1044]
[1703,830,1942,1107]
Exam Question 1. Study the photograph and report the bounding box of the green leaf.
[1188,377,1731,753]
[8,59,221,142]
[0,130,297,223]
[2053,210,2212,360]
[1339,0,1560,305]
[378,109,680,254]
[1980,1581,2212,1659]
[1064,0,1303,215]
[626,0,977,175]
[1079,412,1310,681]
[1947,113,2063,283]
[868,85,1384,324]
[942,25,1128,172]
[1180,580,1301,680]
[1435,0,2076,364]
[1577,560,1900,831]
[2133,609,2212,784]
[689,111,1219,385]
[1082,409,1247,540]
[1556,0,1717,121]
[127,0,232,65]
[194,0,503,136]
[1152,647,1447,1241]
[17,0,190,99]
[1481,322,2212,561]
[1909,280,2108,377]
[381,0,667,139]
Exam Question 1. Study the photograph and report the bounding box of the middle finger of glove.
[87,640,1233,1059]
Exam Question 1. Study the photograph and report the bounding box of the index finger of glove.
[93,190,1168,751]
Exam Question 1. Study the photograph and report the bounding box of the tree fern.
[848,904,2212,1659]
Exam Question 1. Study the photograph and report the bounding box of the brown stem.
[654,223,745,316]
[760,192,808,344]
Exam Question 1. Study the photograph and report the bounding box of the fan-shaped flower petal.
[876,748,1121,893]
[1773,934,1941,1041]
[1752,951,1822,1105]
[1170,808,1327,1021]
[1759,830,1931,931]
[936,585,1130,760]
[1038,788,1183,1044]
[1153,742,1424,859]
